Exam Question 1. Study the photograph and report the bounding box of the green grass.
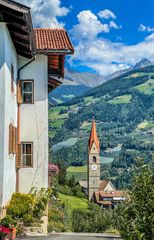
[134,79,154,95]
[59,193,88,209]
[108,94,132,104]
[138,120,149,129]
[80,121,92,131]
[48,106,68,120]
[48,130,56,138]
[51,119,65,128]
[138,120,154,130]
[67,172,87,182]
[67,165,87,173]
[84,96,101,106]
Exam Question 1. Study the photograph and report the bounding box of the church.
[79,120,126,209]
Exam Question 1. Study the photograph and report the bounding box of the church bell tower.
[88,120,100,201]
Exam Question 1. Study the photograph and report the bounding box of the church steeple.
[88,120,100,153]
[88,120,100,201]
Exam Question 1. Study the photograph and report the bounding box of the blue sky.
[19,0,154,75]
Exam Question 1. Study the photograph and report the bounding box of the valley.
[49,64,154,189]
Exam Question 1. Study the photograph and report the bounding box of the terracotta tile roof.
[98,200,113,205]
[98,180,110,191]
[88,120,100,152]
[100,191,125,198]
[34,28,74,54]
[98,180,116,191]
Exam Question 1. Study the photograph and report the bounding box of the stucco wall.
[19,54,48,193]
[0,24,5,207]
[0,23,17,207]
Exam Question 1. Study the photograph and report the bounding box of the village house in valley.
[0,0,73,218]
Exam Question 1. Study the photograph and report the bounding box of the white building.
[0,0,74,215]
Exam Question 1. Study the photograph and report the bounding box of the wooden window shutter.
[17,80,22,104]
[9,124,13,154]
[16,144,21,168]
[59,55,64,77]
[13,127,17,154]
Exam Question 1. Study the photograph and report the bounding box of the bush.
[1,215,15,228]
[48,204,66,232]
[7,193,34,226]
[3,189,49,236]
[72,203,112,233]
[113,163,154,240]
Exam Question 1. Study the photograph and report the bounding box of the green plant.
[1,215,15,228]
[7,193,34,226]
[72,203,112,233]
[48,202,66,232]
[31,188,50,220]
[113,162,154,240]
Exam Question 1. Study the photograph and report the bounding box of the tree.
[113,161,154,240]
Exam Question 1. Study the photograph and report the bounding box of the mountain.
[65,68,104,87]
[49,64,154,188]
[104,58,154,82]
[49,78,90,104]
[49,58,154,104]
[133,58,154,70]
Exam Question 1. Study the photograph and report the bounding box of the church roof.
[98,180,116,191]
[88,120,100,152]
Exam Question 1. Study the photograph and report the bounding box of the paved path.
[18,233,122,240]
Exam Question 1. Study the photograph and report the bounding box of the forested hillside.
[49,65,154,189]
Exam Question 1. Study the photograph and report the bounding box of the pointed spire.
[88,120,100,152]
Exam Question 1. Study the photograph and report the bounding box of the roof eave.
[36,49,74,55]
[0,0,36,59]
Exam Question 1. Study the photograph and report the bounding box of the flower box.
[7,228,16,240]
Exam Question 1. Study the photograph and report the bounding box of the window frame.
[22,80,34,104]
[21,142,33,168]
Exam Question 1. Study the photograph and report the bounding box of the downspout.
[16,56,36,192]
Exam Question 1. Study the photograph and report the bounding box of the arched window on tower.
[93,156,97,163]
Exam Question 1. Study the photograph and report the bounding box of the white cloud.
[16,0,69,27]
[70,10,110,40]
[138,24,154,32]
[109,21,122,30]
[98,9,116,19]
[69,34,154,76]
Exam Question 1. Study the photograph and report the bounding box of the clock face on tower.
[91,164,97,171]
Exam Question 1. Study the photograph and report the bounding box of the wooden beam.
[2,10,25,25]
[10,31,30,43]
[2,7,24,18]
[13,39,31,50]
[17,50,33,59]
[0,1,29,14]
[7,22,28,34]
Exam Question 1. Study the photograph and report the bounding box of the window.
[11,64,14,93]
[93,156,97,163]
[21,142,33,167]
[22,80,34,103]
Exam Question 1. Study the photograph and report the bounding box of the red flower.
[0,225,10,234]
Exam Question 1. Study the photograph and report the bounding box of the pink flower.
[48,164,59,175]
